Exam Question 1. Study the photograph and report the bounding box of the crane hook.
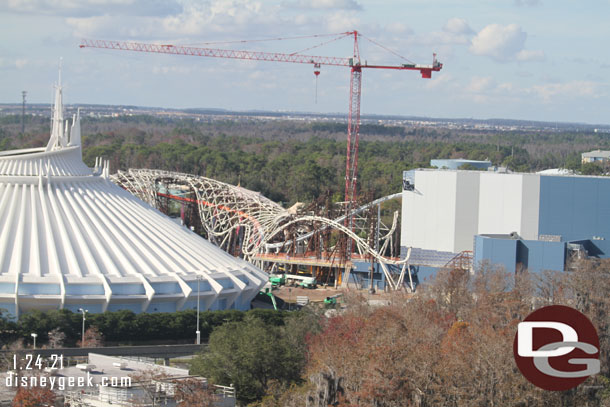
[313,63,321,104]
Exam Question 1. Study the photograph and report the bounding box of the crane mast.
[80,31,442,258]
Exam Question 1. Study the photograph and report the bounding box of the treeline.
[0,308,288,348]
[2,114,610,204]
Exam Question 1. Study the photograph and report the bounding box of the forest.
[2,113,610,206]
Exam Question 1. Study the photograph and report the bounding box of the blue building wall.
[342,261,389,291]
[539,175,610,256]
[517,240,565,272]
[474,235,566,273]
[474,236,518,272]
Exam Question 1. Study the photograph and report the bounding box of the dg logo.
[513,304,600,391]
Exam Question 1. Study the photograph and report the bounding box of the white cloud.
[470,23,526,61]
[385,22,412,36]
[417,18,474,47]
[532,81,602,102]
[443,18,474,35]
[514,0,541,6]
[469,23,543,62]
[283,0,362,10]
[424,73,455,90]
[0,57,29,69]
[151,64,194,75]
[324,11,360,32]
[15,59,28,69]
[67,0,282,39]
[466,76,496,93]
[516,49,545,61]
[2,0,179,17]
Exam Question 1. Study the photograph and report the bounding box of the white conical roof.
[0,72,267,317]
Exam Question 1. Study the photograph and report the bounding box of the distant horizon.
[2,101,609,129]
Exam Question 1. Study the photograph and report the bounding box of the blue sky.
[1,0,609,124]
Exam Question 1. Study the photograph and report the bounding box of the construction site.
[78,31,448,306]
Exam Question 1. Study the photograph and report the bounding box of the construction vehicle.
[324,293,343,306]
[269,274,286,287]
[257,287,279,311]
[285,274,317,289]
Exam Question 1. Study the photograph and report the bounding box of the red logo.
[513,305,600,391]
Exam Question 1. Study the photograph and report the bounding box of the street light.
[196,276,201,345]
[78,308,88,348]
[31,333,37,349]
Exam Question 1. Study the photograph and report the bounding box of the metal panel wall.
[539,175,610,256]
[478,173,540,239]
[473,235,517,273]
[402,171,458,252]
[453,171,481,252]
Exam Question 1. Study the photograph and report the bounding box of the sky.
[1,0,609,125]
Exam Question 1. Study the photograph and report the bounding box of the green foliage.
[0,308,289,347]
[190,314,309,404]
[580,161,604,175]
[0,309,19,346]
[6,113,610,204]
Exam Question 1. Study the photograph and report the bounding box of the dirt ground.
[271,284,412,304]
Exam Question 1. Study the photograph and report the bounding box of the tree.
[190,316,304,404]
[173,377,219,407]
[12,383,55,407]
[47,328,66,348]
[581,161,604,175]
[301,261,610,406]
[77,326,104,348]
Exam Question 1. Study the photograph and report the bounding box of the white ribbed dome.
[0,73,267,318]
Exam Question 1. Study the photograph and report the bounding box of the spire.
[69,108,81,153]
[46,59,64,152]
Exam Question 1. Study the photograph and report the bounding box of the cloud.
[324,11,360,32]
[424,73,455,90]
[1,0,181,17]
[283,0,362,11]
[0,57,29,69]
[516,49,545,61]
[470,23,542,62]
[416,18,474,47]
[514,0,541,6]
[470,24,525,60]
[467,76,496,93]
[531,81,602,102]
[443,18,474,35]
[67,0,283,39]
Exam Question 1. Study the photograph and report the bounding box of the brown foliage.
[12,383,55,407]
[303,260,610,407]
[77,326,104,348]
[173,377,218,407]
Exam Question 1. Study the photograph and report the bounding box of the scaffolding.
[111,169,415,290]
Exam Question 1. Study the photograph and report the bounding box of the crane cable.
[359,33,416,65]
[185,32,352,47]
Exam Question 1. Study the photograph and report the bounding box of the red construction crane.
[80,31,442,255]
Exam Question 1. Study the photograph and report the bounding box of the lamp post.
[31,333,37,349]
[196,276,201,345]
[78,308,87,348]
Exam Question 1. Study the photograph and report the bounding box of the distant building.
[401,169,610,280]
[581,149,610,164]
[430,158,492,170]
